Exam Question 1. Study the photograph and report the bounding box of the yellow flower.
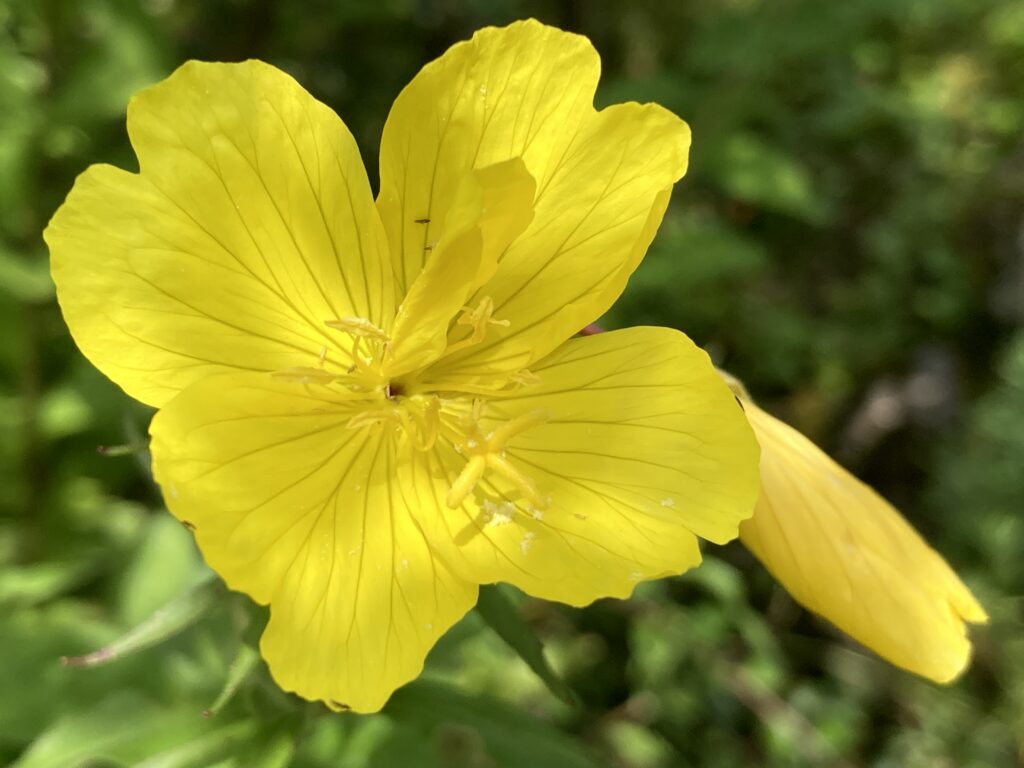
[724,375,987,682]
[45,20,759,712]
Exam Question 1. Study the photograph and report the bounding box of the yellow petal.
[404,328,759,606]
[46,60,393,407]
[149,374,476,713]
[377,20,690,385]
[384,158,535,378]
[736,397,988,682]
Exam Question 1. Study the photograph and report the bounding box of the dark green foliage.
[1,0,1021,765]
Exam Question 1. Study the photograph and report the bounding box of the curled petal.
[384,158,535,378]
[378,20,690,387]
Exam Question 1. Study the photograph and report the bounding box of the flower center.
[273,311,546,512]
[346,392,443,451]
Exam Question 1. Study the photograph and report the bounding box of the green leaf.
[474,584,577,705]
[686,555,747,609]
[119,514,207,625]
[11,692,214,768]
[0,559,94,607]
[0,248,52,303]
[339,717,444,768]
[62,572,221,668]
[706,132,831,224]
[0,603,123,747]
[381,680,607,768]
[203,643,262,718]
[239,729,297,768]
[133,719,260,768]
[37,385,94,440]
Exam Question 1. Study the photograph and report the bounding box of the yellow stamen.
[487,411,548,449]
[486,453,546,508]
[435,297,510,361]
[346,409,392,431]
[318,316,389,393]
[446,455,487,508]
[507,369,540,388]
[393,395,441,451]
[346,394,442,452]
[412,396,441,451]
[457,296,509,341]
[325,316,390,341]
[334,335,387,393]
[270,366,340,385]
[445,404,549,509]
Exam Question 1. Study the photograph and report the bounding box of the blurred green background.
[1,0,1022,766]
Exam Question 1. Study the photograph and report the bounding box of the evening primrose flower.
[724,374,987,682]
[45,21,759,712]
